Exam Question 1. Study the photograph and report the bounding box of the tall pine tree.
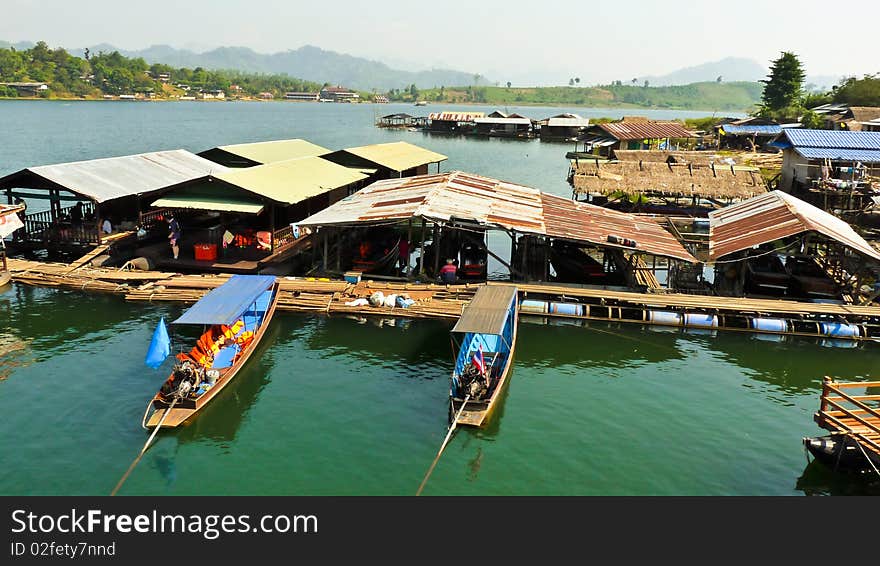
[759,52,806,118]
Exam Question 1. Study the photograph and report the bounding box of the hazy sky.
[2,0,877,84]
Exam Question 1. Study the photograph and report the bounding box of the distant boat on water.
[414,100,428,106]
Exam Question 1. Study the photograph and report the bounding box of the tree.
[643,80,649,88]
[759,51,806,116]
[575,77,580,85]
[832,74,880,107]
[409,83,418,99]
[800,110,824,129]
[569,78,574,86]
[506,81,511,89]
[631,78,637,85]
[716,75,722,83]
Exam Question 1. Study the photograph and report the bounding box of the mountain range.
[0,40,848,91]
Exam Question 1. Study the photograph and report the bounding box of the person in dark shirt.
[167,215,181,260]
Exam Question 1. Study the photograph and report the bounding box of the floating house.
[0,82,48,96]
[538,113,590,141]
[284,92,320,101]
[473,112,534,138]
[0,150,227,253]
[772,129,880,212]
[427,111,484,134]
[144,157,369,271]
[321,141,448,183]
[576,117,697,156]
[569,157,766,215]
[376,113,415,128]
[709,190,880,302]
[296,170,696,287]
[198,139,331,168]
[716,117,797,150]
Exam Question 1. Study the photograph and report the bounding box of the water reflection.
[172,322,282,445]
[796,459,880,495]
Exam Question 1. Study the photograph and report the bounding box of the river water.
[0,100,876,495]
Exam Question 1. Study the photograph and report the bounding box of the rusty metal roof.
[708,190,880,261]
[298,171,697,262]
[598,121,697,141]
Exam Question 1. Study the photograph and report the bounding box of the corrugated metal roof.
[708,190,880,261]
[473,117,532,125]
[341,141,448,172]
[214,139,331,164]
[298,171,697,262]
[782,129,880,150]
[429,112,485,122]
[1,150,228,203]
[794,147,880,162]
[721,124,783,136]
[214,157,367,205]
[451,285,517,335]
[598,121,697,140]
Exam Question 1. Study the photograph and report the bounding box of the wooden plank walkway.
[815,378,880,457]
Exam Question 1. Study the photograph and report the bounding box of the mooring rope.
[852,434,880,479]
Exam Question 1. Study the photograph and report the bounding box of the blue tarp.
[144,317,171,368]
[173,275,275,326]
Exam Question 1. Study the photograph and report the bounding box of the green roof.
[215,139,331,164]
[214,156,368,205]
[152,185,265,214]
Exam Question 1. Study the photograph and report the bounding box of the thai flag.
[473,344,485,374]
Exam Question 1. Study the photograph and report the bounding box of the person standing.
[398,238,410,274]
[167,214,181,260]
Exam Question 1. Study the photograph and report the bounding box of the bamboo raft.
[8,258,880,338]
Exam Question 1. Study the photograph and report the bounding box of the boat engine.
[168,361,203,399]
[458,363,488,400]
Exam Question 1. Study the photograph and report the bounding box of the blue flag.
[145,317,171,369]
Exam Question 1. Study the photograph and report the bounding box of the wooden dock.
[813,378,880,462]
[8,257,880,340]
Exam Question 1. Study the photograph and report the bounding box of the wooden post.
[418,219,426,276]
[323,228,328,273]
[269,203,276,254]
[406,218,413,273]
[335,226,341,272]
[433,222,441,278]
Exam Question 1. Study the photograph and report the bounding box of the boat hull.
[803,435,880,473]
[450,303,519,428]
[145,281,280,428]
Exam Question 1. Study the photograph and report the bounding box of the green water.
[0,101,876,495]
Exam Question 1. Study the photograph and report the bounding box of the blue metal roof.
[721,124,783,136]
[783,129,880,150]
[794,147,880,162]
[173,275,276,326]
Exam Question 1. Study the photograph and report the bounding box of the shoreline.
[0,96,750,114]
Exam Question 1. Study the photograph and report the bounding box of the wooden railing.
[816,377,880,455]
[272,224,311,250]
[138,208,170,229]
[21,202,99,244]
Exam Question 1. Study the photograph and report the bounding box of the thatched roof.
[611,149,738,166]
[571,160,767,200]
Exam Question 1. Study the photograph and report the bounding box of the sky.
[2,0,878,85]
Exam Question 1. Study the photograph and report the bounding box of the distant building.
[575,116,696,155]
[157,73,171,83]
[373,95,389,103]
[537,113,591,141]
[811,104,880,131]
[319,86,360,102]
[197,90,226,100]
[0,82,48,96]
[427,111,484,134]
[284,92,319,101]
[258,92,275,100]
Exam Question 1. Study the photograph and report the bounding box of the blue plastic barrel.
[819,322,861,338]
[649,311,682,326]
[684,313,718,328]
[520,300,548,314]
[751,318,788,333]
[549,302,584,316]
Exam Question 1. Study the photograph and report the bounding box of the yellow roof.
[152,193,265,214]
[217,139,331,164]
[343,141,447,172]
[214,157,368,205]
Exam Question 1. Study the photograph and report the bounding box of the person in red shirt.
[398,239,410,273]
[439,258,457,284]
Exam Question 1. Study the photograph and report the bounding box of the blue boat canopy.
[173,275,276,326]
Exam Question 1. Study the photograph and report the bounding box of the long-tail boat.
[449,285,518,427]
[142,274,279,429]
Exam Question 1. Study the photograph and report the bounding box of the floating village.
[3,103,880,486]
